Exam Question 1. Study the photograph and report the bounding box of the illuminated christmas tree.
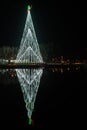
[16,5,43,125]
[16,5,43,63]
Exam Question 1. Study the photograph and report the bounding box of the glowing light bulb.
[29,118,32,125]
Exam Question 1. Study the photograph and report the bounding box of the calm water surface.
[0,67,87,129]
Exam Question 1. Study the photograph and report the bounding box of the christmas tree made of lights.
[16,5,43,63]
[16,5,43,125]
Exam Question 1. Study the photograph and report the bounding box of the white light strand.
[16,68,43,119]
[16,9,43,120]
[16,11,43,63]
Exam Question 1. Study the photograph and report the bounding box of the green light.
[27,5,31,11]
[29,118,32,125]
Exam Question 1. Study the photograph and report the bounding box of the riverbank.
[0,63,86,69]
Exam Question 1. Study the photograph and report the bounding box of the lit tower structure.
[16,5,43,125]
[16,5,43,64]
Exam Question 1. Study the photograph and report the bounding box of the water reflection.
[0,69,17,85]
[47,66,81,73]
[0,66,82,125]
[16,68,43,124]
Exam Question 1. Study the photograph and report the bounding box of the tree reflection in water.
[16,68,43,124]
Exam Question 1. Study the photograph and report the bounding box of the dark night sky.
[0,0,86,57]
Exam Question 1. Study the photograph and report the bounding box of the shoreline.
[0,63,86,69]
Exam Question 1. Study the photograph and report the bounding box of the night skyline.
[0,0,86,58]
